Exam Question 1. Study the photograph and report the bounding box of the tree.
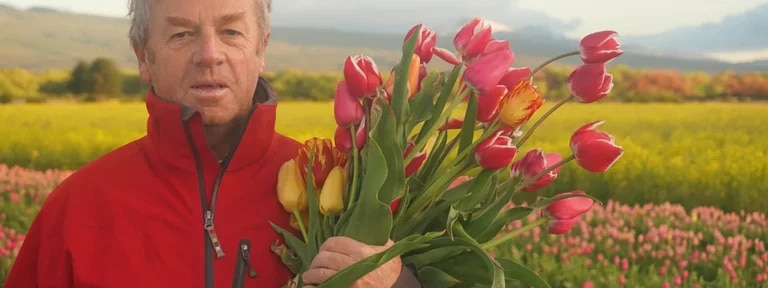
[67,61,91,94]
[88,58,122,98]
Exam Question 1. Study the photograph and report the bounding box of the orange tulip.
[497,80,544,129]
[384,54,421,100]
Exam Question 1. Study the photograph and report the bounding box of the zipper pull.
[240,241,257,278]
[204,210,226,258]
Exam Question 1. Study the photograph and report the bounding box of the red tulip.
[568,63,614,103]
[433,47,461,66]
[438,118,465,131]
[476,85,507,123]
[463,48,515,94]
[579,30,623,64]
[448,176,472,189]
[343,55,382,98]
[404,142,427,177]
[296,138,348,190]
[474,130,518,170]
[542,190,594,220]
[390,198,401,214]
[404,24,437,64]
[333,80,364,127]
[548,217,579,235]
[334,122,366,153]
[453,17,493,63]
[498,67,532,91]
[510,149,563,192]
[570,120,623,173]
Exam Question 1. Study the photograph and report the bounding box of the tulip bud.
[333,80,364,127]
[454,17,493,63]
[568,63,614,103]
[343,55,382,98]
[542,190,594,220]
[334,122,366,153]
[438,118,465,131]
[569,121,623,173]
[384,54,422,101]
[390,198,402,214]
[474,131,518,170]
[433,47,461,66]
[476,85,507,123]
[463,48,515,94]
[579,30,623,64]
[318,166,346,216]
[404,24,437,64]
[404,142,427,177]
[497,80,544,129]
[510,149,563,192]
[498,67,532,91]
[277,159,308,213]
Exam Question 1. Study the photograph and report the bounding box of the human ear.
[132,43,152,84]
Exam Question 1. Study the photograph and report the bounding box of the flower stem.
[347,125,361,208]
[527,51,580,80]
[515,154,576,192]
[481,217,548,250]
[515,94,574,148]
[292,209,309,242]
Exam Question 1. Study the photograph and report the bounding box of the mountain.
[626,3,768,55]
[1,5,766,74]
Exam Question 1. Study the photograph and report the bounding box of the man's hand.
[302,236,403,288]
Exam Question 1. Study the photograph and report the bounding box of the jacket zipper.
[182,111,254,288]
[232,239,258,288]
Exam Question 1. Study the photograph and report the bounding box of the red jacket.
[5,78,303,287]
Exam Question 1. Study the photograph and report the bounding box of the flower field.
[1,101,768,285]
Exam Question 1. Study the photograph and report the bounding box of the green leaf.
[416,266,462,287]
[423,236,507,288]
[403,245,466,268]
[414,65,462,147]
[415,129,449,186]
[454,170,496,212]
[340,137,392,245]
[317,232,443,288]
[391,28,420,129]
[371,98,406,205]
[269,222,310,268]
[473,207,534,244]
[333,202,357,235]
[408,71,442,129]
[428,251,495,286]
[496,258,552,288]
[462,191,516,239]
[304,147,321,261]
[458,90,478,153]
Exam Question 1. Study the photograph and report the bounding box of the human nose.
[192,30,225,67]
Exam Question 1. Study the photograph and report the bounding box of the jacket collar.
[144,77,278,173]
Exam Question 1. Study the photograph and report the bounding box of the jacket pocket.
[232,239,257,288]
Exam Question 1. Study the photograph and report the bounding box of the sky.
[3,0,766,38]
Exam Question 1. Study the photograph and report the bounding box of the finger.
[302,267,336,285]
[319,236,365,254]
[309,250,356,270]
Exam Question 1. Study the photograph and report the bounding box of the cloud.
[270,0,578,35]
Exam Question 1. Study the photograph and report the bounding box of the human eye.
[222,29,242,37]
[170,31,192,40]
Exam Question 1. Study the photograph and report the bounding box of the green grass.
[1,101,767,212]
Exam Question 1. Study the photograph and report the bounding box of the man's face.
[134,0,269,125]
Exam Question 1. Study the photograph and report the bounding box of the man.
[3,0,421,287]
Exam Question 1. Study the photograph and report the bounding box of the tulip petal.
[574,139,624,173]
[463,49,515,94]
[548,217,579,235]
[333,80,364,127]
[433,47,461,66]
[498,67,532,91]
[544,190,594,220]
[476,85,507,123]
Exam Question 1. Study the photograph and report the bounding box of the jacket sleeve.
[391,264,422,288]
[4,192,73,288]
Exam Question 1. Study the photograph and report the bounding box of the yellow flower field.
[1,101,767,212]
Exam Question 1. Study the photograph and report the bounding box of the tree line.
[2,58,767,104]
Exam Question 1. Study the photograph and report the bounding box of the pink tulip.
[542,190,594,220]
[579,30,623,64]
[474,130,518,170]
[570,120,623,173]
[482,39,512,55]
[476,85,507,123]
[433,47,461,65]
[463,48,515,94]
[404,142,427,177]
[510,149,563,192]
[334,122,366,153]
[581,281,594,288]
[343,55,382,98]
[453,17,493,63]
[333,80,364,127]
[568,63,614,103]
[548,217,579,235]
[404,24,437,64]
[498,67,532,91]
[448,175,472,189]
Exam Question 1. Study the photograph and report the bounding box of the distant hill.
[1,5,766,74]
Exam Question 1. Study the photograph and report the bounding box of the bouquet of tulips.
[271,17,625,288]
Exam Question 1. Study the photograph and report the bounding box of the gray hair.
[128,0,272,51]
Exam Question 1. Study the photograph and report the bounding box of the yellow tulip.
[277,159,308,213]
[498,80,544,129]
[318,166,346,216]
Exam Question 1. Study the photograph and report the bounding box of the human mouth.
[190,81,228,99]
